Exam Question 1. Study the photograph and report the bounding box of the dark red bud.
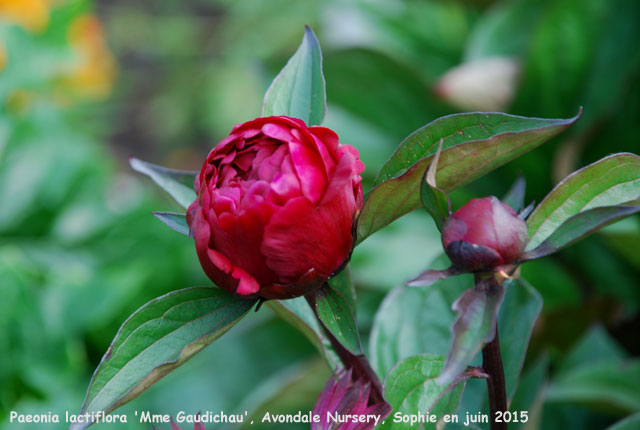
[312,369,391,430]
[442,196,527,272]
[187,116,364,299]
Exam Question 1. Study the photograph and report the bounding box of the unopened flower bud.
[442,196,527,272]
[187,116,364,300]
[312,369,391,430]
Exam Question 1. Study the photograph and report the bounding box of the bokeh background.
[1,0,639,429]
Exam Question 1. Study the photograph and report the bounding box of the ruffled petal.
[262,122,293,142]
[256,144,287,182]
[288,137,327,204]
[211,203,279,286]
[320,148,361,210]
[190,116,365,299]
[267,153,302,204]
[309,126,340,155]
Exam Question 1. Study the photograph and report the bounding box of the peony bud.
[312,369,391,430]
[442,196,527,272]
[187,116,364,300]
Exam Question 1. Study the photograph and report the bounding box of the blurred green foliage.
[1,0,639,429]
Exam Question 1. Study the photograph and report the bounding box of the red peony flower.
[442,196,527,272]
[187,116,364,299]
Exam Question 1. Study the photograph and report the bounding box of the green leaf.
[546,360,640,413]
[521,205,640,261]
[129,157,197,210]
[262,26,326,126]
[438,277,505,386]
[420,139,450,231]
[153,212,190,236]
[502,176,526,212]
[605,412,640,430]
[526,153,640,250]
[371,253,541,399]
[313,283,362,355]
[74,287,255,428]
[380,354,466,430]
[357,111,580,243]
[498,277,543,400]
[329,266,357,319]
[369,264,473,378]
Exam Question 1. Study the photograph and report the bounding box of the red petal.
[206,249,232,273]
[232,267,260,295]
[287,137,327,204]
[262,122,293,142]
[210,203,279,286]
[442,217,468,247]
[454,197,499,248]
[262,180,355,282]
[309,126,340,155]
[191,206,236,293]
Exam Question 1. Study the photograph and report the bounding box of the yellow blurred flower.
[0,0,50,33]
[62,14,116,99]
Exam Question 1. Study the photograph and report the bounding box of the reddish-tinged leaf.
[357,111,580,244]
[438,276,505,386]
[406,266,461,288]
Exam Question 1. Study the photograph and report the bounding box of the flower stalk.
[305,285,386,405]
[477,274,507,430]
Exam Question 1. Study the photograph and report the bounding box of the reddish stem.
[482,309,507,430]
[305,286,385,405]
